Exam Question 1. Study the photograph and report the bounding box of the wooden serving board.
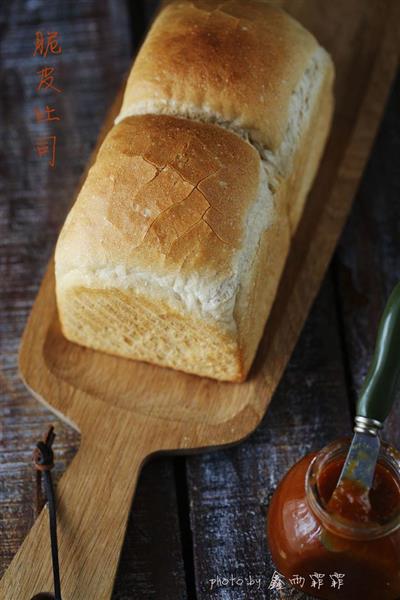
[1,1,399,599]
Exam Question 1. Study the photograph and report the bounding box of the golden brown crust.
[56,114,260,281]
[117,0,319,150]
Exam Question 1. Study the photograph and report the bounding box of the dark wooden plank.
[127,0,161,41]
[334,72,400,445]
[186,276,352,599]
[0,0,134,574]
[0,1,187,598]
[112,457,188,600]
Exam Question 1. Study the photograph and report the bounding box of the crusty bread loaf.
[55,0,334,382]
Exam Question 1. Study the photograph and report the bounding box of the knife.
[333,281,400,496]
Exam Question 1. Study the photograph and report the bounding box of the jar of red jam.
[267,438,400,599]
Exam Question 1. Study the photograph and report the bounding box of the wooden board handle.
[0,411,152,600]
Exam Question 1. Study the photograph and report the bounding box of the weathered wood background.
[0,1,399,598]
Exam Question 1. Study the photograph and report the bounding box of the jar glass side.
[267,438,400,600]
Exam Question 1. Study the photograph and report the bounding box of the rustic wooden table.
[1,1,399,599]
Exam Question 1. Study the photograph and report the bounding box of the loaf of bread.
[55,0,334,382]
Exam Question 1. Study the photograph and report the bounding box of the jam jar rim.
[305,437,400,541]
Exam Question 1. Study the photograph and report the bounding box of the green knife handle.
[357,282,400,423]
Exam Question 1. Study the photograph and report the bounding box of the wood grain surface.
[0,1,186,599]
[1,1,399,599]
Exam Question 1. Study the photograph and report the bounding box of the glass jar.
[267,438,400,599]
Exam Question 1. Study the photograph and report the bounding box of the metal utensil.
[332,282,400,497]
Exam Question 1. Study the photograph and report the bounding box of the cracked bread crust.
[55,114,262,284]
